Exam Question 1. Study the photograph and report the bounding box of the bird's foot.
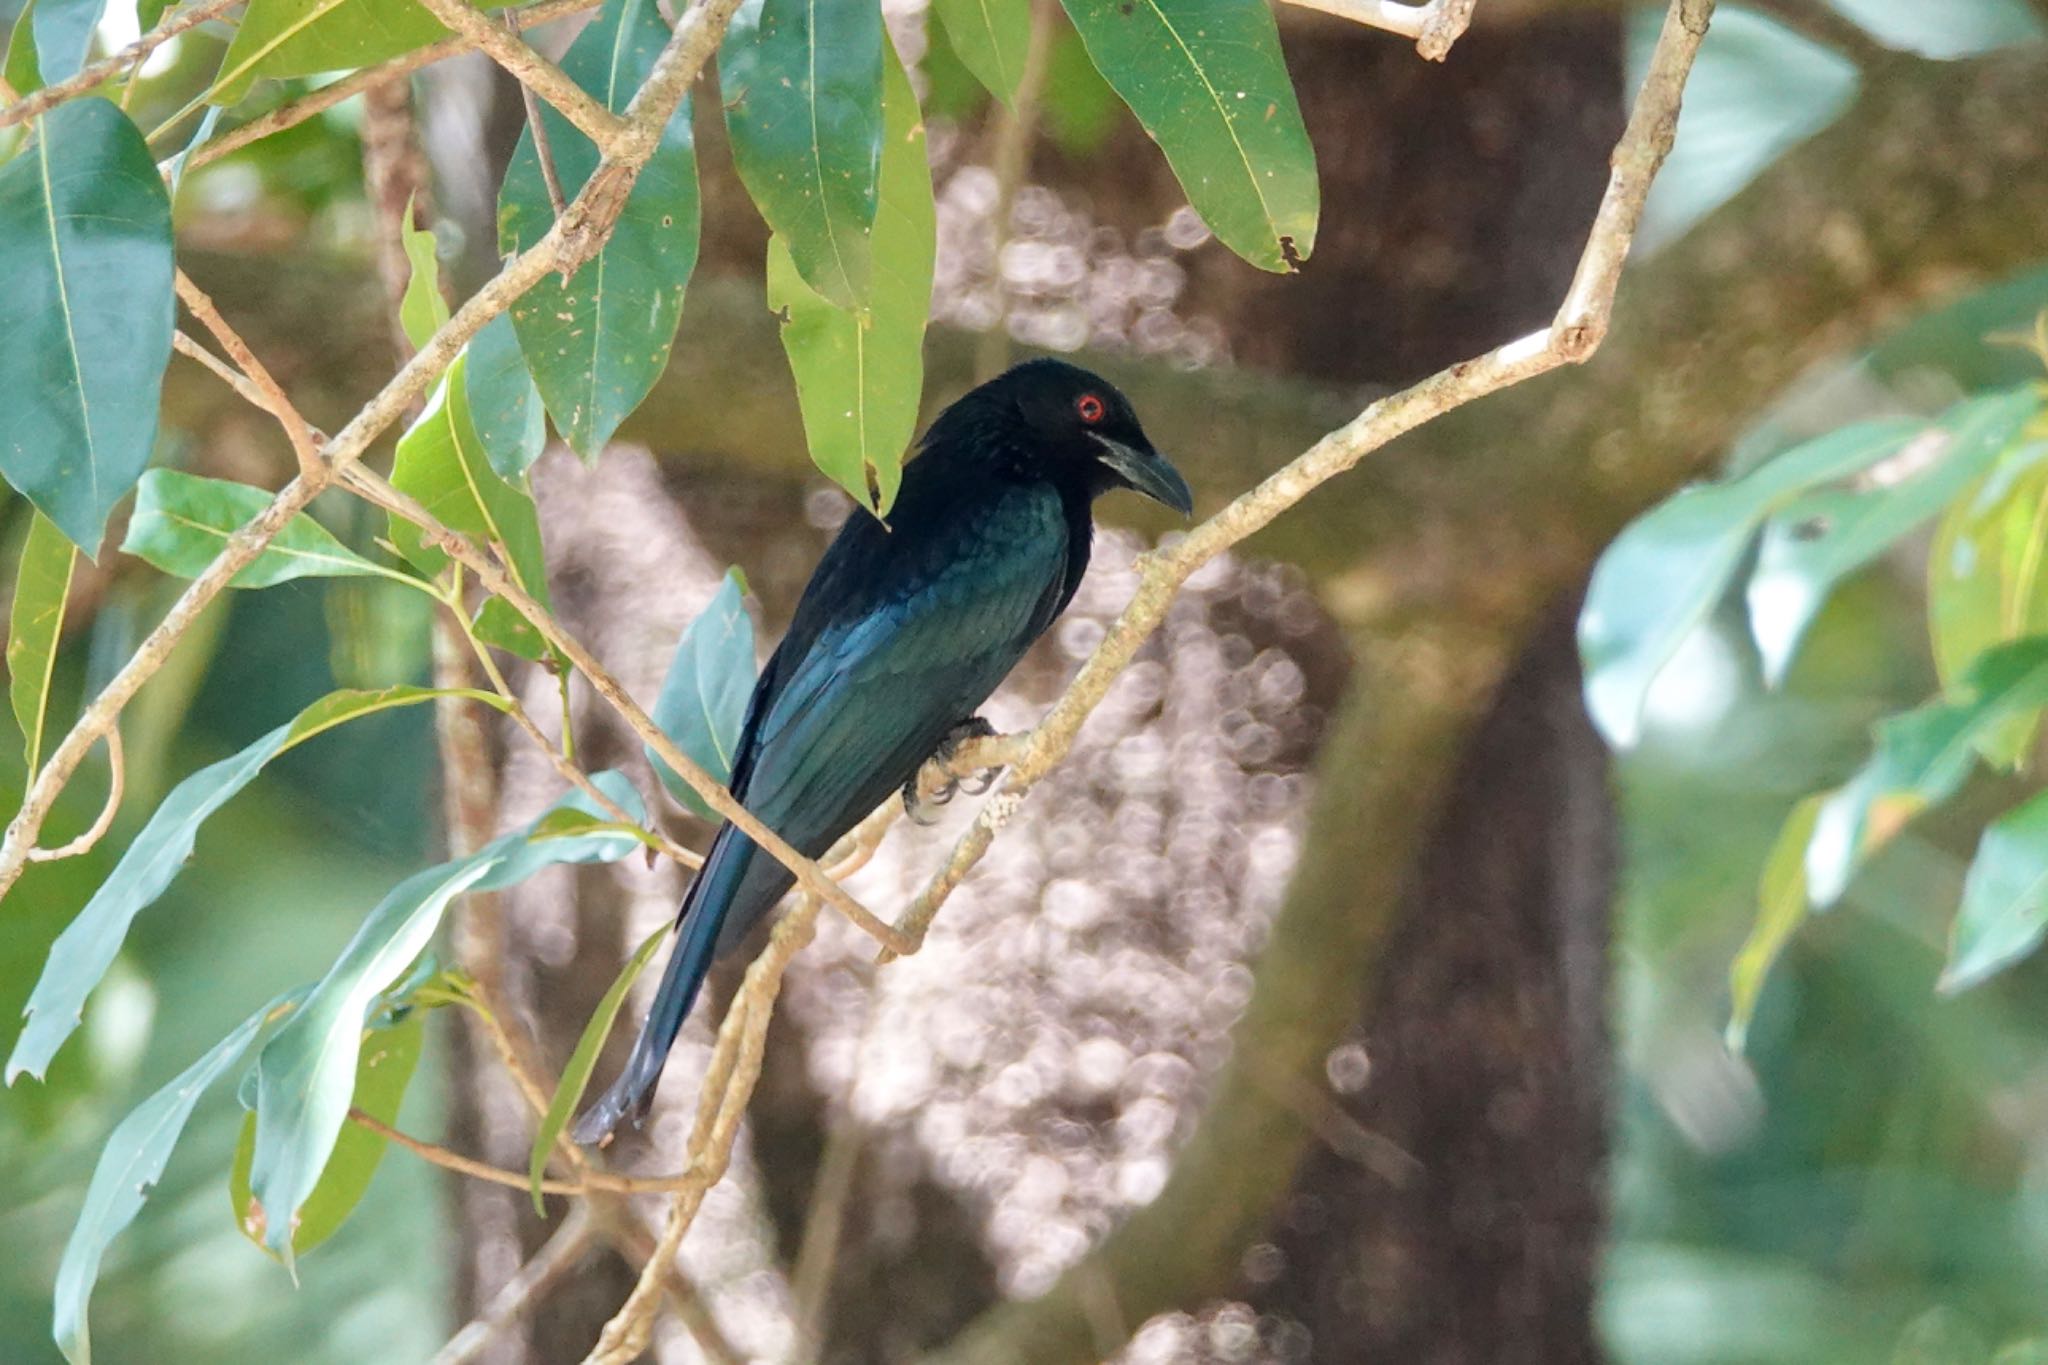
[903,717,1001,825]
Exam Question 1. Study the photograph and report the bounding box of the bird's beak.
[1090,434,1195,517]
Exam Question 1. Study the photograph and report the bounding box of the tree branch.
[1279,0,1479,60]
[431,1206,594,1365]
[409,0,629,150]
[0,0,244,128]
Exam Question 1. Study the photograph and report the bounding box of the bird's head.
[936,359,1195,517]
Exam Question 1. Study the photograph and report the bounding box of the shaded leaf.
[9,510,77,783]
[1807,638,2048,908]
[1580,418,1921,748]
[1942,787,2048,993]
[527,921,666,1213]
[230,1011,424,1257]
[123,469,414,589]
[647,569,757,818]
[1747,388,2041,685]
[500,0,699,458]
[528,805,664,851]
[1726,793,1825,1053]
[932,0,1031,105]
[1058,0,1316,272]
[1040,21,1120,155]
[53,990,303,1365]
[5,686,509,1082]
[472,594,550,662]
[721,0,882,309]
[210,0,466,104]
[398,205,449,351]
[31,0,101,82]
[464,311,547,479]
[766,41,932,515]
[6,0,44,95]
[0,99,174,554]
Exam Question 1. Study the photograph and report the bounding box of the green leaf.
[646,568,756,819]
[5,686,509,1083]
[31,0,102,82]
[1057,0,1316,272]
[1040,21,1120,156]
[53,989,303,1365]
[499,0,700,459]
[0,99,174,554]
[464,312,547,479]
[9,510,77,783]
[388,351,553,621]
[398,204,449,351]
[1747,388,2042,685]
[1726,793,1825,1053]
[1580,418,1921,749]
[209,0,467,105]
[1942,787,2048,993]
[471,594,550,662]
[527,921,666,1213]
[721,0,882,309]
[1807,638,2048,909]
[765,41,933,516]
[230,1011,424,1257]
[123,469,415,589]
[246,774,647,1262]
[6,0,45,96]
[932,0,1031,105]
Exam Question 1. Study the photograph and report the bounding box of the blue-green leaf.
[31,0,102,83]
[1942,786,2048,993]
[123,469,415,589]
[647,569,756,819]
[464,312,548,479]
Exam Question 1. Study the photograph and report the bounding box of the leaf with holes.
[722,0,883,309]
[0,99,173,554]
[1058,0,1316,272]
[9,511,77,784]
[647,569,757,819]
[767,41,933,515]
[124,469,417,590]
[499,0,699,459]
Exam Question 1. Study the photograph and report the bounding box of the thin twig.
[349,1108,698,1195]
[431,1206,594,1365]
[189,0,604,172]
[410,0,628,150]
[174,272,324,475]
[509,11,571,222]
[0,0,243,128]
[171,331,270,410]
[1278,0,1477,60]
[25,730,122,863]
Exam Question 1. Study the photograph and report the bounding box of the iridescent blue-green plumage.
[573,359,1190,1144]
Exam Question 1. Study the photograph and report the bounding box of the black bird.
[573,358,1192,1145]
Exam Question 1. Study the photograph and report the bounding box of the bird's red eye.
[1076,393,1106,424]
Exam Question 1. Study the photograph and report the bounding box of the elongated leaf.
[721,0,882,309]
[5,686,509,1082]
[465,312,547,479]
[0,99,174,554]
[1726,793,1826,1052]
[500,0,699,458]
[10,510,77,782]
[54,990,303,1365]
[31,0,101,82]
[647,569,756,818]
[6,0,44,95]
[247,773,647,1262]
[1943,787,2048,992]
[231,1010,424,1257]
[1058,0,1316,272]
[399,206,449,351]
[1747,388,2041,685]
[123,469,412,589]
[528,921,667,1213]
[1580,418,1922,748]
[209,0,466,104]
[766,43,932,515]
[932,0,1031,106]
[1807,638,2048,909]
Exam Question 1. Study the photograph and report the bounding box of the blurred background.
[5,0,2048,1361]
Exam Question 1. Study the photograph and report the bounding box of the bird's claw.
[902,717,1002,823]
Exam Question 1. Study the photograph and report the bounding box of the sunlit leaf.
[1726,793,1826,1052]
[766,42,933,515]
[499,0,699,458]
[464,312,547,479]
[123,469,415,590]
[1058,0,1316,272]
[53,989,303,1365]
[932,0,1031,105]
[1580,418,1920,749]
[0,99,173,554]
[527,921,667,1213]
[721,0,882,309]
[398,205,449,351]
[9,511,77,784]
[1942,787,2048,993]
[1807,638,2048,909]
[210,0,469,104]
[231,1011,424,1257]
[1747,388,2041,685]
[647,568,756,819]
[5,686,509,1082]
